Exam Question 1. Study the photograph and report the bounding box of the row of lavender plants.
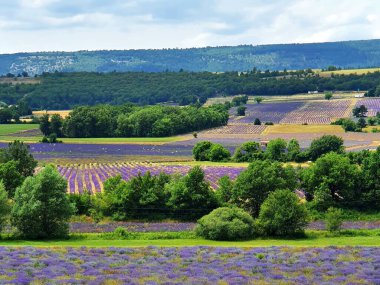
[0,246,378,284]
[58,162,246,194]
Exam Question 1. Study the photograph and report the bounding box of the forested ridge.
[1,70,380,109]
[1,39,380,75]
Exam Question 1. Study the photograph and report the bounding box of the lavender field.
[0,246,379,284]
[356,98,380,116]
[280,100,352,124]
[231,102,304,123]
[58,162,246,193]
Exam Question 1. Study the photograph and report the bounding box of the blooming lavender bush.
[0,246,378,284]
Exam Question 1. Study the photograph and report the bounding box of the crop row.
[280,100,352,124]
[0,246,378,284]
[231,102,304,123]
[202,124,266,135]
[57,162,246,194]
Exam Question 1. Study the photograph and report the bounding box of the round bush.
[257,189,308,236]
[195,207,255,241]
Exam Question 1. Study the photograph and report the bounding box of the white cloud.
[0,0,379,53]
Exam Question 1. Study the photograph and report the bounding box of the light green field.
[1,235,379,247]
[0,124,39,136]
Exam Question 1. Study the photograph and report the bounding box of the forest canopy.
[1,70,380,110]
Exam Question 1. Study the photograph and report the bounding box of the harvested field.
[263,125,344,134]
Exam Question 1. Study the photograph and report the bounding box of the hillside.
[1,39,380,75]
[1,71,380,109]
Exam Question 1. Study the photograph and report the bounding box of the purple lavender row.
[1,246,379,284]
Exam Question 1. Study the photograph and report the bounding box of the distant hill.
[1,39,380,75]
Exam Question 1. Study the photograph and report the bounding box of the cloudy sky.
[1,0,379,53]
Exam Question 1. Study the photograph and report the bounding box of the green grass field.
[0,124,39,136]
[1,235,379,247]
[1,230,380,247]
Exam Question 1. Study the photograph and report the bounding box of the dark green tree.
[11,165,74,239]
[254,118,261,125]
[233,141,262,162]
[266,138,287,161]
[208,143,231,162]
[232,160,297,217]
[166,166,219,219]
[193,141,213,161]
[352,105,368,117]
[236,106,246,116]
[257,189,308,236]
[0,140,37,177]
[39,114,50,136]
[308,135,344,161]
[0,160,24,198]
[50,114,63,137]
[301,152,360,206]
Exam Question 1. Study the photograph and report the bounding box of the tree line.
[1,70,380,109]
[193,135,344,163]
[40,103,229,138]
[1,138,379,240]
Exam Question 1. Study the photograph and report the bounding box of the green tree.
[216,176,234,205]
[361,148,380,208]
[301,152,360,206]
[0,140,37,177]
[324,92,333,100]
[50,114,63,137]
[0,160,24,198]
[308,135,344,161]
[352,105,368,117]
[11,165,74,239]
[208,143,231,162]
[39,114,50,136]
[0,108,12,124]
[357,117,367,129]
[232,160,297,217]
[196,207,255,240]
[254,118,261,125]
[257,189,308,236]
[0,182,10,232]
[266,138,287,161]
[233,141,262,162]
[166,166,219,219]
[236,106,246,116]
[287,138,301,161]
[193,141,213,161]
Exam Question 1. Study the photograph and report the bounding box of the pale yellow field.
[32,110,72,118]
[263,124,344,134]
[319,67,380,77]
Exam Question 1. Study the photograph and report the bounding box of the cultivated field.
[58,162,246,193]
[32,110,72,118]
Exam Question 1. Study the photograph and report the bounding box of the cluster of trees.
[70,145,380,240]
[0,100,31,123]
[0,142,73,239]
[1,70,380,109]
[42,104,228,138]
[193,135,344,163]
[332,105,380,132]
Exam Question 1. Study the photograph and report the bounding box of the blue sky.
[0,0,379,53]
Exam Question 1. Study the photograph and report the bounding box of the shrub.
[196,207,255,240]
[325,207,344,232]
[257,190,308,236]
[208,143,231,162]
[254,118,261,125]
[193,141,213,161]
